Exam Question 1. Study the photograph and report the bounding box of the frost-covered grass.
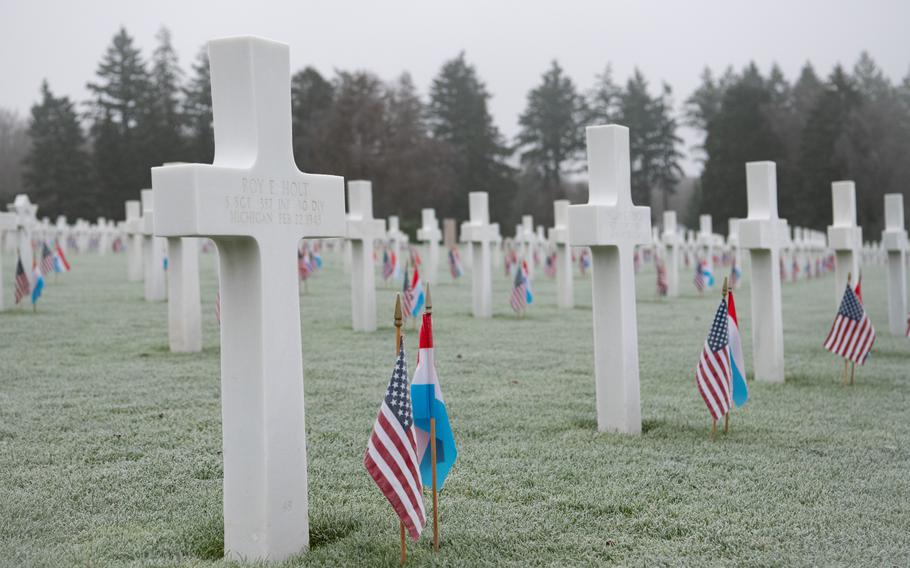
[1,250,908,567]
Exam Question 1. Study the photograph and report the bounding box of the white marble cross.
[518,214,535,278]
[661,210,681,297]
[463,192,496,317]
[882,193,908,335]
[151,36,345,561]
[140,190,167,302]
[738,161,788,383]
[417,208,441,285]
[124,201,144,282]
[0,212,17,310]
[55,215,69,254]
[827,181,862,304]
[387,215,407,271]
[7,194,37,284]
[568,125,651,434]
[346,180,385,332]
[548,200,574,308]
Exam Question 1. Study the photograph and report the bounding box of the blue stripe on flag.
[411,383,457,489]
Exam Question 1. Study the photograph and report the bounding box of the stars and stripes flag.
[447,248,462,280]
[694,259,706,292]
[579,248,591,275]
[823,283,876,364]
[382,249,396,282]
[401,264,413,321]
[510,261,530,314]
[544,251,556,279]
[656,256,668,297]
[53,241,71,273]
[39,242,55,275]
[14,255,29,304]
[363,341,426,541]
[695,296,733,421]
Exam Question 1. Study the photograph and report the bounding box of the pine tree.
[428,52,514,223]
[22,82,94,219]
[516,60,586,223]
[86,27,152,217]
[0,109,29,204]
[700,64,784,234]
[684,66,736,162]
[587,64,621,124]
[183,47,213,164]
[291,66,334,171]
[143,27,185,167]
[797,66,861,229]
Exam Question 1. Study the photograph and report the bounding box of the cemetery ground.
[1,253,908,567]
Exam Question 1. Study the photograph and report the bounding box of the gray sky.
[3,0,909,175]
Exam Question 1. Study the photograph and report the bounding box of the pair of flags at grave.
[510,260,533,313]
[401,265,425,320]
[364,308,457,540]
[695,288,748,420]
[448,248,463,280]
[823,283,875,364]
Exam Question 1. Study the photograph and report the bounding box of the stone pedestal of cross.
[568,125,651,434]
[827,181,862,305]
[124,201,144,282]
[346,180,386,332]
[141,190,167,302]
[882,193,908,335]
[151,36,345,561]
[738,161,788,383]
[417,208,441,285]
[463,192,496,318]
[166,235,202,352]
[661,210,681,297]
[518,215,535,278]
[0,212,17,310]
[8,194,37,284]
[697,214,720,286]
[548,200,574,308]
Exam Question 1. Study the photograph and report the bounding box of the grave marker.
[0,212,17,310]
[417,208,441,285]
[151,36,345,561]
[463,192,495,318]
[140,190,167,302]
[882,194,908,335]
[827,181,862,304]
[346,180,386,332]
[568,125,651,434]
[7,194,37,284]
[124,201,144,282]
[549,199,574,308]
[661,210,680,297]
[738,161,788,383]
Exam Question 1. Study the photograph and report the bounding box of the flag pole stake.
[393,293,406,566]
[842,359,849,386]
[425,284,439,552]
[723,412,729,434]
[850,361,855,385]
[722,276,729,434]
[710,419,717,440]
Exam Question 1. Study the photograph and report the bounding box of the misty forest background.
[1,27,909,237]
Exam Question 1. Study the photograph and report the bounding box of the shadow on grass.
[309,515,359,548]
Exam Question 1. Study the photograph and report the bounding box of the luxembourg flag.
[727,289,749,407]
[701,259,715,289]
[521,260,533,304]
[53,241,71,273]
[409,267,425,317]
[31,260,45,305]
[411,311,457,489]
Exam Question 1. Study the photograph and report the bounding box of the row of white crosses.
[882,193,908,336]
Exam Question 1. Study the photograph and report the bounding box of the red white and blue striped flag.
[824,284,875,364]
[695,296,732,420]
[364,341,426,541]
[14,255,30,304]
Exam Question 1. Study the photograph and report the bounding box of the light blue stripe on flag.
[411,384,457,489]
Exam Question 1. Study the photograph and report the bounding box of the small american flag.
[693,259,705,293]
[298,248,312,280]
[214,289,221,325]
[696,297,732,420]
[656,257,668,297]
[382,248,396,281]
[905,313,909,338]
[40,242,55,275]
[448,248,462,280]
[510,262,529,314]
[401,265,413,321]
[14,256,30,304]
[364,342,426,541]
[823,284,876,364]
[544,252,556,279]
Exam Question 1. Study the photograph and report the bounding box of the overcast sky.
[3,0,908,174]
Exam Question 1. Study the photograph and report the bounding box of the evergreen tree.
[183,47,213,163]
[86,27,152,217]
[0,109,29,204]
[22,82,94,219]
[699,64,784,234]
[428,52,514,223]
[587,64,621,124]
[516,60,586,223]
[684,66,736,162]
[291,66,334,172]
[143,27,185,167]
[797,66,862,229]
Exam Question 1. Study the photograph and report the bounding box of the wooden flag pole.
[393,294,406,566]
[842,272,852,386]
[850,361,856,385]
[425,284,440,552]
[710,419,717,440]
[722,276,730,435]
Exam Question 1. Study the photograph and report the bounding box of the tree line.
[5,26,909,236]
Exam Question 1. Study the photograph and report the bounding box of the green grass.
[1,250,908,567]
